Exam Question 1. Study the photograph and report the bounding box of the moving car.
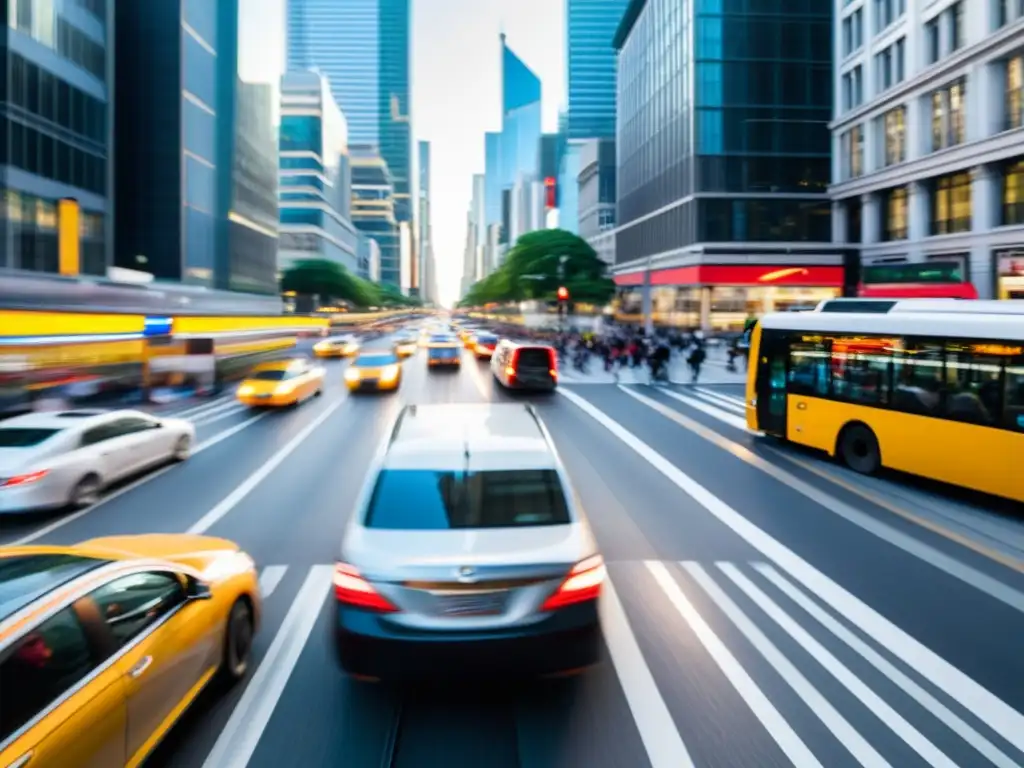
[344,350,403,393]
[393,335,418,359]
[332,403,604,681]
[472,332,499,359]
[491,341,558,391]
[0,410,195,513]
[426,334,461,369]
[313,336,360,358]
[236,358,325,408]
[0,534,260,767]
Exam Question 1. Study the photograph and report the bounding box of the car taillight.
[540,555,605,611]
[333,563,400,612]
[1,470,48,488]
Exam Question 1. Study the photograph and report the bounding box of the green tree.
[280,259,369,306]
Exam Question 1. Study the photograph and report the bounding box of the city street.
[3,345,1024,768]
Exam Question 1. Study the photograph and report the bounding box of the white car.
[0,409,195,513]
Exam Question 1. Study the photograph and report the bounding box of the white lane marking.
[755,563,1021,768]
[681,562,888,766]
[187,398,346,534]
[8,412,270,546]
[201,565,333,768]
[556,387,1024,755]
[465,353,490,400]
[170,395,235,419]
[630,386,749,431]
[193,405,249,427]
[715,563,956,767]
[693,387,745,407]
[601,576,696,768]
[645,561,821,766]
[621,385,1024,614]
[184,397,244,421]
[690,388,746,413]
[690,391,746,415]
[258,566,287,598]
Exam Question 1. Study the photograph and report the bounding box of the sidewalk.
[559,349,748,386]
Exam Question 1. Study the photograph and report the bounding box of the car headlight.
[345,368,360,381]
[314,342,328,351]
[344,344,358,354]
[381,364,399,382]
[238,385,254,396]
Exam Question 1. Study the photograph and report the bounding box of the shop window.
[891,341,944,416]
[931,172,972,235]
[944,342,1002,426]
[882,186,908,240]
[1006,57,1024,131]
[830,336,894,406]
[883,107,906,166]
[788,338,830,396]
[1002,160,1024,225]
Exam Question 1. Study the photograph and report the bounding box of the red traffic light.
[557,286,569,301]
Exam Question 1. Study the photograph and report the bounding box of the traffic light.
[557,286,569,301]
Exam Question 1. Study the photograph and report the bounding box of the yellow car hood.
[78,534,242,572]
[239,379,287,395]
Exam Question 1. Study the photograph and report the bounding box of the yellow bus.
[745,299,1024,503]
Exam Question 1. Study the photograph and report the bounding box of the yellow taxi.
[313,336,359,358]
[344,349,403,393]
[393,335,418,358]
[236,358,325,407]
[0,534,260,768]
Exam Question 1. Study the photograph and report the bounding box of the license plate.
[362,379,378,386]
[436,592,507,616]
[254,393,272,399]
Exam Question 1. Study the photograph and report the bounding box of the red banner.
[614,265,844,287]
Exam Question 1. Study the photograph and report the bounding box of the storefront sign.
[614,265,844,287]
[144,316,174,337]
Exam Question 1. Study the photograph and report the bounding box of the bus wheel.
[837,424,880,474]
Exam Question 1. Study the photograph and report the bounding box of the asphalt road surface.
[3,341,1024,768]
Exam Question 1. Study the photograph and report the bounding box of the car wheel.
[220,598,255,685]
[314,386,323,397]
[172,434,192,461]
[69,474,102,509]
[837,423,881,474]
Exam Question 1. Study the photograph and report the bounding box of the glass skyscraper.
[2,0,111,275]
[287,0,412,283]
[565,0,629,141]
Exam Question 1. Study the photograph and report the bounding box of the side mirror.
[186,576,213,600]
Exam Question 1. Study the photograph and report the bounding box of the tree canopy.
[459,229,615,307]
[280,259,420,308]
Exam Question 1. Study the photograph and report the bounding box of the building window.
[931,90,945,150]
[841,125,864,179]
[949,1,963,51]
[1002,160,1024,225]
[925,18,941,65]
[1007,56,1024,131]
[875,48,893,92]
[930,79,967,151]
[842,66,864,111]
[882,186,909,240]
[874,0,904,32]
[883,106,906,166]
[894,38,905,83]
[842,10,863,57]
[931,172,972,235]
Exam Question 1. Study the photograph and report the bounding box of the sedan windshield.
[248,370,287,381]
[358,354,398,367]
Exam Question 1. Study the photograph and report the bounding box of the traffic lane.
[244,576,649,768]
[566,385,1024,717]
[7,386,349,546]
[536,389,759,563]
[641,384,1024,594]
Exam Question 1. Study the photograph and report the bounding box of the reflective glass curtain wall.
[484,130,502,228]
[566,0,630,140]
[378,0,411,224]
[3,0,110,275]
[498,35,541,240]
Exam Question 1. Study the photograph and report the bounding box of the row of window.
[924,2,964,67]
[1,119,107,195]
[874,37,906,95]
[0,191,105,274]
[874,0,906,33]
[996,0,1024,28]
[841,65,864,111]
[931,78,967,153]
[787,334,1024,432]
[840,9,863,59]
[6,53,107,147]
[9,1,106,80]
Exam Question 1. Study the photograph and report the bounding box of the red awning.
[614,265,844,287]
[860,283,979,299]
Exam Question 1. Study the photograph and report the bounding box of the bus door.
[756,330,789,437]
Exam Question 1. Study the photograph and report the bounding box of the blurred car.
[491,341,558,391]
[0,409,195,513]
[236,358,325,408]
[0,534,260,767]
[472,332,499,359]
[313,336,360,358]
[332,403,604,682]
[344,350,403,393]
[426,334,462,369]
[393,335,418,358]
[458,328,479,347]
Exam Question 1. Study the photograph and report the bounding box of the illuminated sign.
[144,316,174,337]
[544,177,556,209]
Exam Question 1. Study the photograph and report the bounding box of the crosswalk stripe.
[692,387,746,410]
[690,390,746,414]
[258,566,288,598]
[646,388,749,430]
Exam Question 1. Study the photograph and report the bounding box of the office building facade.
[831,0,1024,300]
[612,0,842,330]
[578,137,616,264]
[278,70,359,275]
[286,0,412,233]
[418,140,437,304]
[2,0,111,275]
[484,130,502,230]
[496,34,542,244]
[566,0,629,141]
[350,145,399,283]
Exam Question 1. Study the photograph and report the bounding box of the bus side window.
[944,343,1001,427]
[788,341,829,396]
[1004,363,1024,431]
[831,336,892,407]
[891,341,943,416]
